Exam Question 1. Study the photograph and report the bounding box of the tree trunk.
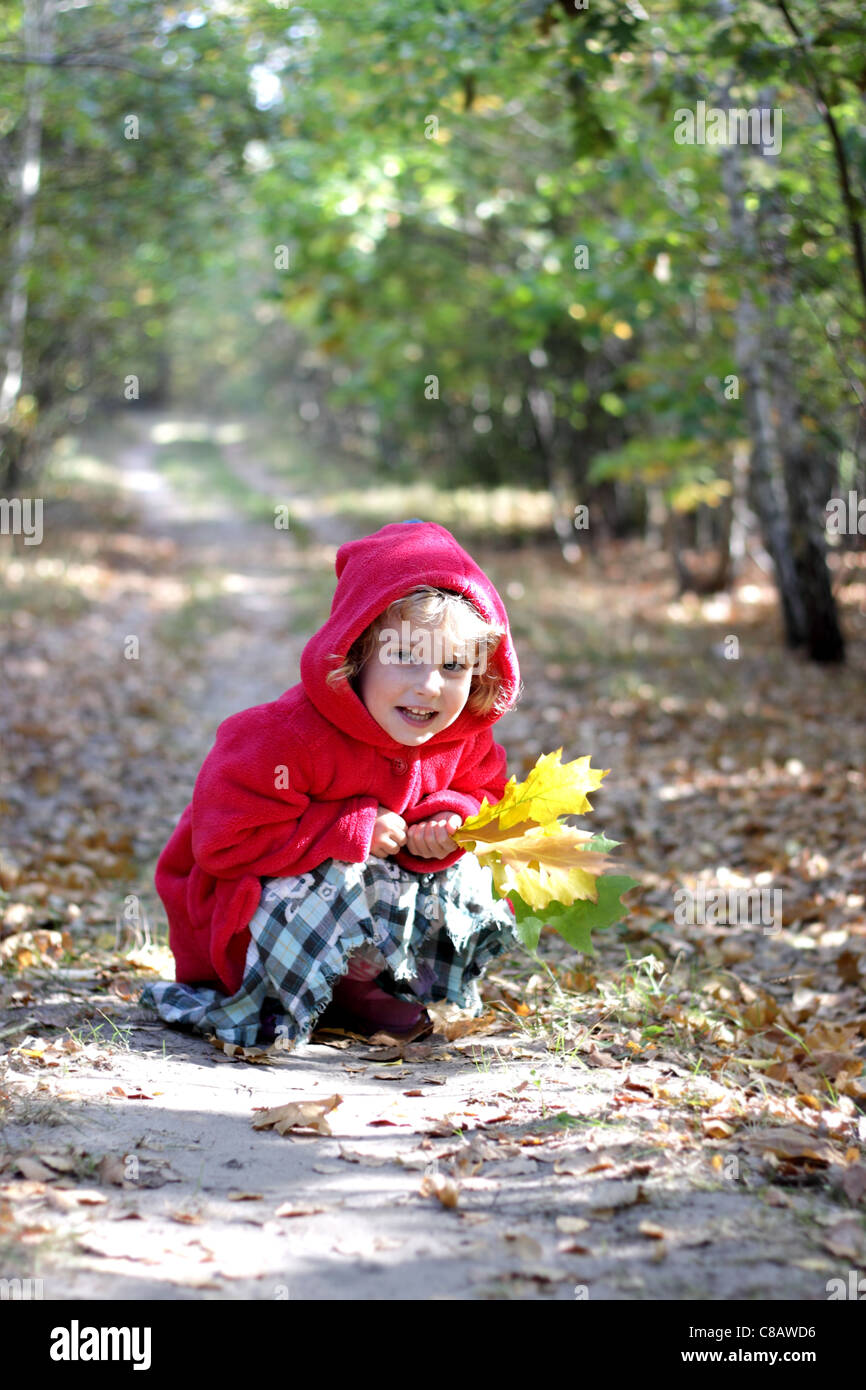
[781,432,845,660]
[731,277,808,646]
[0,0,55,493]
[720,86,845,660]
[728,439,751,573]
[757,112,846,663]
[670,494,734,595]
[645,483,667,551]
[774,0,866,345]
[525,386,579,561]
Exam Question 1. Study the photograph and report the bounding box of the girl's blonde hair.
[325,585,512,718]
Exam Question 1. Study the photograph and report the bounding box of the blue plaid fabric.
[141,853,519,1047]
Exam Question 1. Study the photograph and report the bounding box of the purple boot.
[320,948,429,1036]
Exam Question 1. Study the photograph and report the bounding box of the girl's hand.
[369,805,408,858]
[405,814,462,859]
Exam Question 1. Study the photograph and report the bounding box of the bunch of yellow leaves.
[451,749,638,955]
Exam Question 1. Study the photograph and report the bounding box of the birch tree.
[0,0,54,491]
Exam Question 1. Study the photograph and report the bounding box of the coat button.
[392,757,407,773]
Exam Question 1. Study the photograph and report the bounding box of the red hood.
[300,521,520,753]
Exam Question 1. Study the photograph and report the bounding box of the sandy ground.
[2,409,864,1302]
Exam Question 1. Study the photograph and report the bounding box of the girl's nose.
[412,665,443,698]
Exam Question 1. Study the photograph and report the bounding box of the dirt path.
[1,410,865,1302]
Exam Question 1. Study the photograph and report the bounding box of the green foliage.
[588,437,734,511]
[509,874,641,957]
[2,0,863,496]
[1,0,275,450]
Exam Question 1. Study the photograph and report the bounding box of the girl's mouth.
[396,706,437,725]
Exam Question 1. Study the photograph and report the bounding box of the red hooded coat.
[154,521,521,994]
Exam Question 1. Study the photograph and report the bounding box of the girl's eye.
[443,660,467,672]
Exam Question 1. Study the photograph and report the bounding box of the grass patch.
[41,431,140,535]
[542,1113,631,1131]
[1,1085,80,1129]
[243,415,556,544]
[66,1013,133,1052]
[0,431,143,626]
[138,412,556,545]
[152,582,239,650]
[0,565,92,623]
[152,438,278,524]
[282,568,340,635]
[301,478,554,544]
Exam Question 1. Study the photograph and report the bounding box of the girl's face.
[355,618,475,746]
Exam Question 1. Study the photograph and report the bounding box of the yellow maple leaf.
[483,825,612,910]
[460,748,608,837]
[452,752,613,911]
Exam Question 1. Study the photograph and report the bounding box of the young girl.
[142,519,523,1046]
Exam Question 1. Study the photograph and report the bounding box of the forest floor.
[1,407,866,1302]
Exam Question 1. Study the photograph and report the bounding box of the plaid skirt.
[141,853,519,1047]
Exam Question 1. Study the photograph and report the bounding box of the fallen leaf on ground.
[433,1011,499,1041]
[14,1156,56,1182]
[838,1164,866,1204]
[45,1187,108,1210]
[76,1232,160,1262]
[274,1201,329,1218]
[0,1180,46,1201]
[97,1155,130,1187]
[503,1232,543,1260]
[764,1189,792,1207]
[607,1160,654,1180]
[366,1032,434,1052]
[582,1048,623,1068]
[108,1206,143,1222]
[496,1264,567,1285]
[554,1154,615,1176]
[252,1093,342,1136]
[795,1093,824,1112]
[423,1114,467,1137]
[555,1216,590,1234]
[36,1153,77,1174]
[741,1126,841,1165]
[398,1152,436,1171]
[18,1220,53,1239]
[822,1218,866,1261]
[0,931,66,969]
[622,1076,655,1095]
[208,1037,274,1064]
[588,1181,648,1212]
[12,1034,83,1067]
[702,1118,736,1139]
[638,1220,667,1239]
[420,1172,460,1208]
[338,1145,391,1166]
